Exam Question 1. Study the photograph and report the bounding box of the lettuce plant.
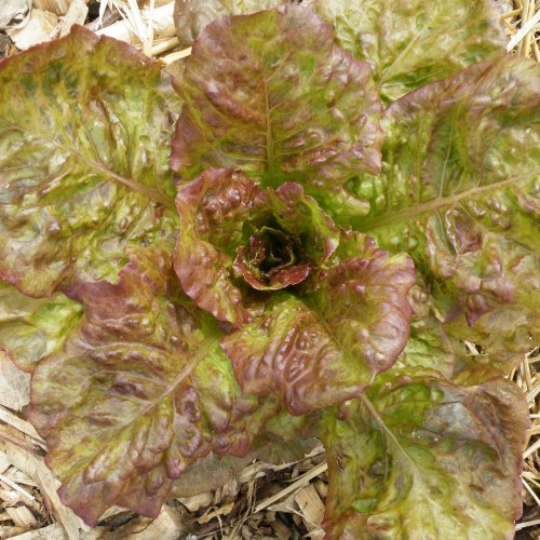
[0,2,538,537]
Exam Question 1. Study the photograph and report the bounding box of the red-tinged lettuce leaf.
[174,169,339,326]
[0,26,180,298]
[29,248,279,526]
[0,280,83,373]
[322,371,528,539]
[174,0,296,45]
[171,410,321,498]
[171,5,382,216]
[222,235,415,415]
[445,308,540,375]
[311,0,506,103]
[352,56,540,327]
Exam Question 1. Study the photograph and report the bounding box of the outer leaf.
[322,371,528,539]
[353,57,540,325]
[394,283,469,380]
[174,0,293,45]
[397,317,461,380]
[0,26,179,298]
[445,308,540,375]
[171,5,382,215]
[30,248,279,525]
[174,169,339,326]
[0,280,82,373]
[311,0,506,103]
[222,235,415,415]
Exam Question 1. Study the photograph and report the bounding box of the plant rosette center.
[234,226,311,290]
[174,168,341,326]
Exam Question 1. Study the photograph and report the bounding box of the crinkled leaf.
[0,27,179,297]
[174,169,339,326]
[445,308,540,375]
[174,0,296,45]
[171,5,381,215]
[322,371,528,539]
[222,235,415,415]
[353,57,540,327]
[174,169,258,326]
[394,284,468,380]
[30,248,279,526]
[311,0,506,103]
[0,280,82,373]
[397,316,462,381]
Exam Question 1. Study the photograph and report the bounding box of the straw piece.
[254,462,328,514]
[96,2,175,54]
[507,8,540,51]
[0,472,35,501]
[161,46,192,64]
[0,440,85,538]
[524,437,540,459]
[517,518,540,530]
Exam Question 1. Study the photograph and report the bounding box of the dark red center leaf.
[233,226,311,291]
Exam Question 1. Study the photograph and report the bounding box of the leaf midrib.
[360,394,444,533]
[356,172,538,232]
[0,121,176,212]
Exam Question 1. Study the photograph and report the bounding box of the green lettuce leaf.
[171,5,382,216]
[352,56,540,326]
[311,0,506,103]
[30,248,279,525]
[322,370,528,538]
[0,26,179,298]
[222,234,415,415]
[0,280,83,373]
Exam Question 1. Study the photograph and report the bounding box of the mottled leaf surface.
[30,249,278,525]
[174,0,293,45]
[311,0,506,103]
[0,27,179,297]
[174,169,339,326]
[353,57,540,325]
[222,235,415,415]
[172,5,381,215]
[322,371,528,539]
[0,280,82,373]
[445,308,540,375]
